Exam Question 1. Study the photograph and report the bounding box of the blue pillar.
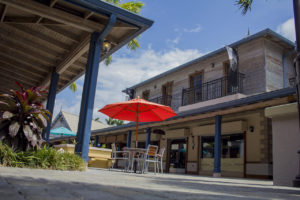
[213,115,222,177]
[127,130,132,147]
[75,15,116,162]
[145,127,152,148]
[94,136,99,147]
[44,67,59,144]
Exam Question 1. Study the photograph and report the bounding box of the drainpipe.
[282,49,296,88]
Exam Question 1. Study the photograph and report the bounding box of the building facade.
[92,29,297,179]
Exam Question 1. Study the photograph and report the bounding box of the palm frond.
[69,82,77,92]
[235,0,253,15]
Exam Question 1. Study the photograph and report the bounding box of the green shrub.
[0,143,86,171]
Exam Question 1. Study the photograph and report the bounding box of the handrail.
[182,73,245,106]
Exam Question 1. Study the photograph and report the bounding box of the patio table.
[123,147,147,173]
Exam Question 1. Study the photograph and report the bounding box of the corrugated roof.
[55,111,110,132]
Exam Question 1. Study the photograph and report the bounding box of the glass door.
[168,139,186,174]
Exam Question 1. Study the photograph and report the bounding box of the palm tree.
[105,117,124,126]
[235,0,253,15]
[69,0,144,92]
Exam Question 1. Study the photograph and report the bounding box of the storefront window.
[201,136,214,158]
[201,134,243,158]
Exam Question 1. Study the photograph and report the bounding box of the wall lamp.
[249,126,254,133]
[102,40,112,52]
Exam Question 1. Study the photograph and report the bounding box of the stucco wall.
[265,103,300,186]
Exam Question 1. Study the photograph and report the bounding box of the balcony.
[182,73,245,106]
[149,95,172,107]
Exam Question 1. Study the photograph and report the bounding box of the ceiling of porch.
[0,0,152,99]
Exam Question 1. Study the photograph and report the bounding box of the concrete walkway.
[0,167,300,200]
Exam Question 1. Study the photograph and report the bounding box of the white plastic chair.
[110,143,129,171]
[156,147,165,173]
[142,145,158,174]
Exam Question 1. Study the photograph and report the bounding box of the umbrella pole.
[136,101,139,148]
[136,120,138,148]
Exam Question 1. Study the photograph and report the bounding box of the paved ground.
[0,167,300,200]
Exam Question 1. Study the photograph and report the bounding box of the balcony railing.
[149,95,172,107]
[182,73,245,106]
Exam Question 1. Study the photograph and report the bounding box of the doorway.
[167,139,187,174]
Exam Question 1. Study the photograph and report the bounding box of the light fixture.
[249,126,254,133]
[102,40,111,52]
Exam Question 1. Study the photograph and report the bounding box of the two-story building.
[90,29,297,179]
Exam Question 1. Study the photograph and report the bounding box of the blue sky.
[53,0,295,122]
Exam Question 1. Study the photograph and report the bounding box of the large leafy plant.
[0,82,51,151]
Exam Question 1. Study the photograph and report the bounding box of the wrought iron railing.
[182,73,245,106]
[149,95,172,107]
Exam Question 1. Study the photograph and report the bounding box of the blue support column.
[75,15,116,162]
[145,127,152,148]
[44,67,59,144]
[127,130,132,147]
[94,136,99,147]
[213,115,222,177]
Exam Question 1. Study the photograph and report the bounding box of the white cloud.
[184,24,202,33]
[53,47,204,123]
[167,36,181,45]
[276,18,296,42]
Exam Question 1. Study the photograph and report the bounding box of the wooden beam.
[0,64,43,82]
[0,4,7,22]
[0,53,49,74]
[41,34,90,87]
[42,25,79,43]
[0,75,33,88]
[0,24,60,57]
[0,66,40,86]
[0,46,52,71]
[2,16,64,25]
[1,0,104,32]
[36,0,58,24]
[84,11,93,20]
[0,34,56,65]
[8,24,70,52]
[0,42,55,66]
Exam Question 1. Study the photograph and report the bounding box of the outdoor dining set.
[110,143,165,174]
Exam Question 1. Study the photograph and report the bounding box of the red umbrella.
[98,97,177,147]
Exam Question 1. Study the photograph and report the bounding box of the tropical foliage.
[0,143,86,171]
[235,0,253,15]
[0,82,51,151]
[105,117,124,126]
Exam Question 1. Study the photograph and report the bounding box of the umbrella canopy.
[98,97,177,147]
[50,127,76,136]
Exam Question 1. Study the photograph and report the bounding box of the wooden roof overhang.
[49,87,297,143]
[0,0,153,98]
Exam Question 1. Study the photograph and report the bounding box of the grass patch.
[0,143,86,171]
